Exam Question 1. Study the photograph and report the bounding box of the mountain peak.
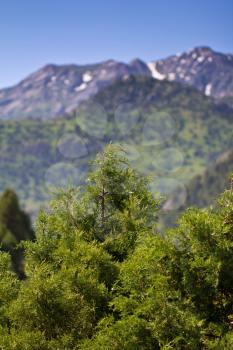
[42,63,59,71]
[0,46,232,120]
[129,58,145,65]
[189,46,213,54]
[152,46,233,99]
[129,58,151,77]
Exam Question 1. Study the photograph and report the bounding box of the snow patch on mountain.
[147,62,166,80]
[168,73,176,81]
[197,56,205,63]
[75,83,87,92]
[205,83,212,96]
[83,72,93,83]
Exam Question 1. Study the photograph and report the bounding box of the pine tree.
[54,144,159,260]
[0,188,34,245]
[0,188,34,277]
[0,149,232,349]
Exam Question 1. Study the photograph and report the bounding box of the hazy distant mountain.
[0,46,232,120]
[148,46,233,103]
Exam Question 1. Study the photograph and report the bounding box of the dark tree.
[0,188,34,276]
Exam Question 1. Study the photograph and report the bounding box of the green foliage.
[167,190,233,324]
[84,145,159,259]
[0,189,34,276]
[0,148,232,349]
[0,189,33,245]
[0,252,19,328]
[1,77,233,218]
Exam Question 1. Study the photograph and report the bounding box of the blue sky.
[0,0,232,88]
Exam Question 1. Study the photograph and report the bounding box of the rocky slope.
[0,59,150,120]
[0,47,232,120]
[148,46,233,102]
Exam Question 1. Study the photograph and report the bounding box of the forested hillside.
[178,150,233,208]
[161,150,233,227]
[1,77,233,217]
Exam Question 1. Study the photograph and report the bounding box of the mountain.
[161,150,233,227]
[0,76,232,216]
[149,46,233,104]
[0,46,232,218]
[0,47,232,120]
[182,150,233,207]
[0,59,150,120]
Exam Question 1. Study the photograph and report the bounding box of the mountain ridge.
[150,46,233,100]
[0,46,232,120]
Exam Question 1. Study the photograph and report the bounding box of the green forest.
[0,145,232,349]
[1,77,233,217]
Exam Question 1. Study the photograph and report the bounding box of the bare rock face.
[0,60,150,120]
[148,46,233,102]
[0,46,232,120]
